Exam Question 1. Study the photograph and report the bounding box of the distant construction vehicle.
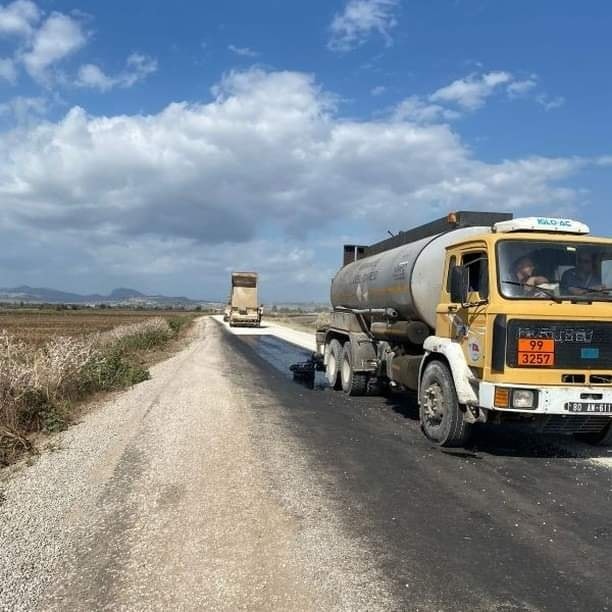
[310,211,612,447]
[228,272,262,327]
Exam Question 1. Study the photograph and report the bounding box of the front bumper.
[479,382,612,415]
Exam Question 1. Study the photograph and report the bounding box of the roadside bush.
[101,317,172,351]
[167,316,188,335]
[0,315,188,466]
[80,347,150,392]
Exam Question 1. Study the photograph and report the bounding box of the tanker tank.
[330,226,489,329]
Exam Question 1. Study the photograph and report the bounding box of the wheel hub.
[423,383,445,428]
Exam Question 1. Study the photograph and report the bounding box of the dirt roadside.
[0,317,395,611]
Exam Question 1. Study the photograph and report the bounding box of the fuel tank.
[330,226,488,329]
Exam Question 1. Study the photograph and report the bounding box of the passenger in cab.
[560,251,603,295]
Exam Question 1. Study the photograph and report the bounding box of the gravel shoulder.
[0,317,395,611]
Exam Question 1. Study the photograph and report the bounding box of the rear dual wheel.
[340,342,368,396]
[325,339,367,396]
[325,339,343,390]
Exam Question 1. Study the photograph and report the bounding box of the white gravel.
[0,317,396,611]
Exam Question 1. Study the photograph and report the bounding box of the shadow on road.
[382,388,612,461]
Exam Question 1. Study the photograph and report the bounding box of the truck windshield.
[497,240,612,301]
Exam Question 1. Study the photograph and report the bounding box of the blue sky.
[0,0,611,301]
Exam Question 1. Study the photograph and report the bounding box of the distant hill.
[108,288,146,300]
[0,285,211,306]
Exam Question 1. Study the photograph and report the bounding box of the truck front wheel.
[340,342,368,396]
[325,339,343,390]
[419,361,472,447]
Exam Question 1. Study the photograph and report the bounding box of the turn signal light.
[494,387,510,408]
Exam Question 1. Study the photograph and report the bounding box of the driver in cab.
[509,256,549,296]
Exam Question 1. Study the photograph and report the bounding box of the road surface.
[1,316,611,611]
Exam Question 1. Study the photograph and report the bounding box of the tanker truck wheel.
[325,339,343,390]
[340,342,368,396]
[419,361,472,447]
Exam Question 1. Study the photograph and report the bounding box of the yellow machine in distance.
[227,272,263,328]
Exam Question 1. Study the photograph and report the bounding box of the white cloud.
[0,3,155,90]
[123,53,157,85]
[0,56,16,82]
[77,53,157,92]
[430,71,512,110]
[507,77,537,98]
[0,69,593,298]
[537,94,565,111]
[393,71,547,122]
[393,95,460,123]
[328,0,399,52]
[0,0,40,38]
[370,85,386,96]
[0,95,46,123]
[22,12,87,82]
[228,44,259,58]
[76,63,113,91]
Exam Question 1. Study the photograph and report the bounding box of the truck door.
[436,247,489,372]
[461,250,489,373]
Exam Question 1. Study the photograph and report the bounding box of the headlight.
[512,389,536,409]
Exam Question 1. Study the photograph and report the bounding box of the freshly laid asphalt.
[224,323,612,612]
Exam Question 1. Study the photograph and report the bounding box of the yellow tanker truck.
[315,211,612,447]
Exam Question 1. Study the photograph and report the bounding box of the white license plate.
[565,402,612,413]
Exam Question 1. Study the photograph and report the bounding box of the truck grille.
[541,415,610,435]
[506,320,612,370]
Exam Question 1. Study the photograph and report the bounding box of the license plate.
[565,402,612,413]
[517,338,555,367]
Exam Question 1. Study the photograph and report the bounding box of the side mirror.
[450,265,469,305]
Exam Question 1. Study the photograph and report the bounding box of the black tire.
[574,421,612,446]
[340,341,368,396]
[419,360,472,447]
[325,339,343,390]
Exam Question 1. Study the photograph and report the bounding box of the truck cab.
[423,217,612,444]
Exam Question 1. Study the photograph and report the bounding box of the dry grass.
[0,311,196,466]
[0,308,193,346]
